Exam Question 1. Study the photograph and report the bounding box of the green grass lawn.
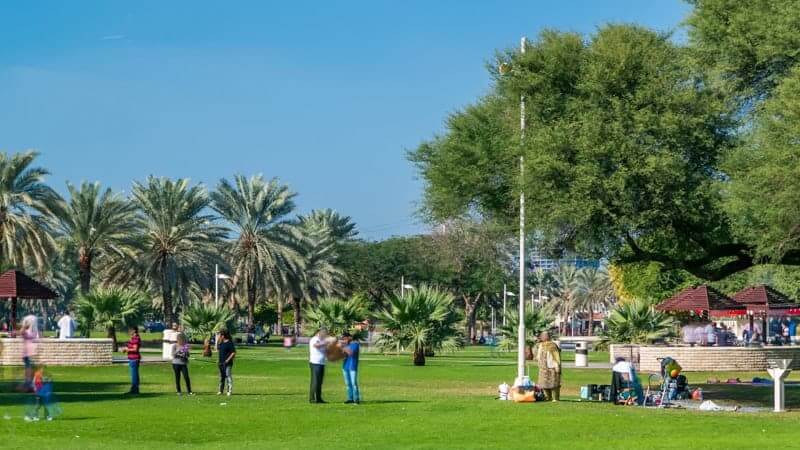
[1,345,799,449]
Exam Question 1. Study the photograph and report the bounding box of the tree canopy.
[410,9,800,283]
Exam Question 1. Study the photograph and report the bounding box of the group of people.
[309,327,361,404]
[681,322,734,346]
[118,324,361,404]
[123,325,236,397]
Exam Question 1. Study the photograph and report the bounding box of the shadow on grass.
[697,383,800,408]
[360,400,421,405]
[0,381,164,406]
[0,392,161,407]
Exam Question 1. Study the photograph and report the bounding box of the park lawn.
[1,345,799,449]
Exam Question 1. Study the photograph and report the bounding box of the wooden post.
[9,297,16,333]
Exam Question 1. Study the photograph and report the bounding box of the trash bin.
[575,341,589,367]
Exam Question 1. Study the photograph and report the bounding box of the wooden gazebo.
[732,285,800,344]
[656,285,745,318]
[0,269,58,332]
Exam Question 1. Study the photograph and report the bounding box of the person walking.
[125,326,142,394]
[340,332,361,404]
[20,315,39,391]
[57,311,75,340]
[536,331,561,402]
[308,327,329,404]
[172,332,193,396]
[217,330,236,396]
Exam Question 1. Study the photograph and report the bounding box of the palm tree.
[130,177,226,323]
[210,175,302,327]
[548,265,581,335]
[498,307,554,359]
[304,295,368,339]
[575,267,616,336]
[288,217,345,336]
[73,287,147,351]
[0,151,62,272]
[372,285,462,366]
[602,299,676,344]
[181,302,236,356]
[59,181,139,294]
[297,208,358,242]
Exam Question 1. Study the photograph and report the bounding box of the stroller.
[645,357,690,407]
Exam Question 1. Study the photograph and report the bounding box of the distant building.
[529,248,600,271]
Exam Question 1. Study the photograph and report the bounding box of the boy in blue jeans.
[340,332,360,404]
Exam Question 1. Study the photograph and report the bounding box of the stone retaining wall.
[611,344,800,372]
[0,338,113,366]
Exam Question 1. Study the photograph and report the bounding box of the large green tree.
[411,25,742,281]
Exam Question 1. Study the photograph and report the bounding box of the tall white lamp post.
[214,264,232,308]
[400,276,415,298]
[500,36,528,384]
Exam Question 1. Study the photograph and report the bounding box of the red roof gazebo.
[0,269,59,332]
[731,285,800,316]
[656,285,746,317]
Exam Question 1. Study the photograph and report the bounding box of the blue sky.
[0,0,689,239]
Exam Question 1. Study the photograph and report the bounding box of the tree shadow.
[695,383,800,408]
[359,400,421,404]
[0,380,162,406]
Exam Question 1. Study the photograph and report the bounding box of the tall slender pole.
[517,36,527,383]
[401,275,405,298]
[502,284,507,326]
[215,264,219,308]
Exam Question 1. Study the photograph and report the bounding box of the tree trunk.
[413,347,426,366]
[78,249,92,295]
[247,277,256,328]
[161,264,176,324]
[292,297,302,337]
[107,326,117,352]
[463,295,479,344]
[587,306,594,337]
[203,337,212,357]
[276,298,284,335]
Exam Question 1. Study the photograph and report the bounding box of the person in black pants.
[308,328,329,403]
[217,330,236,396]
[171,333,193,395]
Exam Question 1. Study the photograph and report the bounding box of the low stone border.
[610,343,800,372]
[0,338,113,366]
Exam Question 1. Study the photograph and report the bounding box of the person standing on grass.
[57,311,75,340]
[20,315,39,391]
[340,332,360,404]
[125,326,142,394]
[217,330,236,396]
[535,331,561,402]
[308,327,329,404]
[172,332,193,396]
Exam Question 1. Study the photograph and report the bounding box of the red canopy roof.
[732,285,800,315]
[0,270,58,300]
[656,285,744,316]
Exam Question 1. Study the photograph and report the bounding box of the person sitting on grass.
[217,330,236,396]
[172,332,193,396]
[340,332,361,404]
[124,326,142,395]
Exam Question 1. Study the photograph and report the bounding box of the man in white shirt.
[57,311,75,339]
[308,327,329,403]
